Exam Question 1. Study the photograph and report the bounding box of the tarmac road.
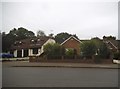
[2,63,119,87]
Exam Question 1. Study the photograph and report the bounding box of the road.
[2,66,118,87]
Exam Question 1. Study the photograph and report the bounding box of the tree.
[97,43,110,58]
[54,32,71,43]
[103,36,116,40]
[2,31,17,52]
[65,48,75,59]
[80,41,97,58]
[91,37,110,59]
[113,51,120,60]
[37,30,46,37]
[44,43,62,59]
[8,27,35,40]
[80,37,110,60]
[2,27,35,52]
[48,33,54,37]
[54,32,79,44]
[16,27,35,40]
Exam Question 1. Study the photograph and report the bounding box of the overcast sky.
[1,0,119,39]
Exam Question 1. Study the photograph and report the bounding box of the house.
[102,37,120,59]
[60,36,82,55]
[103,39,120,52]
[10,36,55,58]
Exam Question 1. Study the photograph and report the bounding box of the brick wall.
[62,37,81,55]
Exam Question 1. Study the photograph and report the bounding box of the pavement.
[2,61,119,69]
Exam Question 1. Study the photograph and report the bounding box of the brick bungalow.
[60,36,82,55]
[10,36,55,58]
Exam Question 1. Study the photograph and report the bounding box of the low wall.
[2,57,29,61]
[29,56,113,64]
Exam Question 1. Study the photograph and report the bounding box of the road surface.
[2,66,118,87]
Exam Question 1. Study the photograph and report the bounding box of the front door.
[17,50,22,57]
[24,49,28,57]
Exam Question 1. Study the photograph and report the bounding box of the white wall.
[29,48,41,56]
[22,49,24,57]
[37,48,41,55]
[28,49,33,56]
[14,50,17,57]
[13,38,56,57]
[41,39,56,54]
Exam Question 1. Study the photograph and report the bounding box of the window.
[24,49,28,57]
[31,39,37,43]
[31,40,34,43]
[37,39,40,41]
[17,50,22,57]
[14,41,22,46]
[33,48,38,54]
[10,51,14,55]
[14,42,18,46]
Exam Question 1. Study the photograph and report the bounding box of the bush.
[44,43,64,59]
[65,48,75,59]
[97,43,110,59]
[80,41,97,59]
[80,38,110,59]
[113,52,120,60]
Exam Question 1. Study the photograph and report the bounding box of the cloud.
[2,1,118,39]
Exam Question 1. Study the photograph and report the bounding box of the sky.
[1,0,119,39]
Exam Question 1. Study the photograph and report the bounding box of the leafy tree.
[48,33,54,37]
[44,43,62,59]
[103,36,116,40]
[54,32,79,44]
[37,30,46,37]
[80,41,97,58]
[113,51,120,60]
[91,37,110,59]
[97,43,110,58]
[61,46,65,56]
[2,27,35,52]
[65,49,74,56]
[91,37,102,47]
[54,32,71,44]
[2,32,16,52]
[9,27,35,40]
[64,48,76,59]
